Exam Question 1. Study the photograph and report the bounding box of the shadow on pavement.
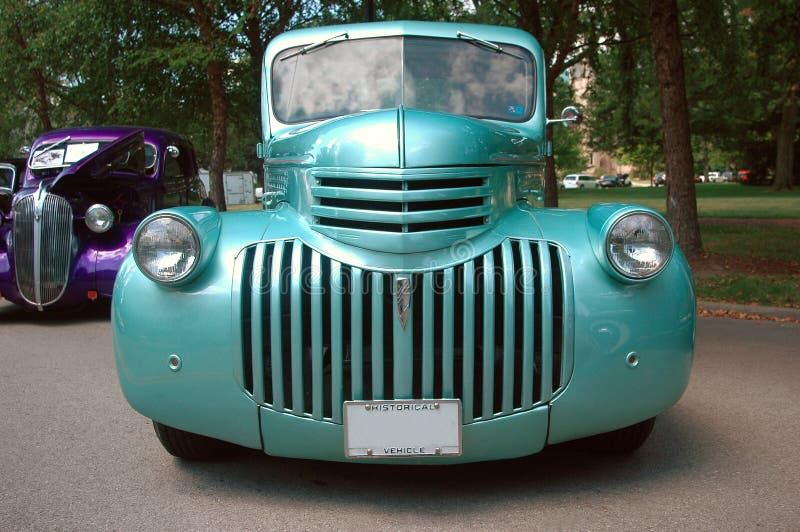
[0,299,111,324]
[169,407,715,511]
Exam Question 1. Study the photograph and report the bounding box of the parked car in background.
[0,126,207,311]
[737,169,750,183]
[707,171,724,183]
[561,173,597,189]
[112,22,694,464]
[599,173,632,187]
[652,172,666,186]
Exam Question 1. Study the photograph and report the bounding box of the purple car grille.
[13,193,73,307]
[237,239,573,424]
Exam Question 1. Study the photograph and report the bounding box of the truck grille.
[238,239,572,425]
[12,193,74,307]
[310,168,492,233]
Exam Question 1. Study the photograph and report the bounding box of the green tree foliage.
[742,0,799,190]
[552,76,588,175]
[1,0,795,202]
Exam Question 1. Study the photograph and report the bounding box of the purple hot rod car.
[0,126,207,311]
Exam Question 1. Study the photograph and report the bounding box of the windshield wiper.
[34,136,72,160]
[456,31,525,60]
[281,32,349,61]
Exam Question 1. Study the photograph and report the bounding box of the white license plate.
[344,400,462,458]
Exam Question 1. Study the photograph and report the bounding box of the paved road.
[1,299,798,530]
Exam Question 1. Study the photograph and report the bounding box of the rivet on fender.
[168,354,182,372]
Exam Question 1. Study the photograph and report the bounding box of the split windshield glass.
[272,35,535,123]
[28,141,158,180]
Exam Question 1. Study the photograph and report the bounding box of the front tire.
[584,417,656,454]
[152,421,236,460]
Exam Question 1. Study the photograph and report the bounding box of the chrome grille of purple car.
[237,239,573,424]
[12,192,74,307]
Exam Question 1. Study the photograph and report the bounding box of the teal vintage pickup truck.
[112,21,695,463]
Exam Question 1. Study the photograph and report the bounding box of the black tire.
[584,417,656,454]
[152,421,236,460]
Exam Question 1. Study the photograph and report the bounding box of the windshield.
[28,140,157,179]
[272,36,535,123]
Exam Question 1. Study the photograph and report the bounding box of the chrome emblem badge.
[395,277,411,330]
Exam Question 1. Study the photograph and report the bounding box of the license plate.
[344,399,462,458]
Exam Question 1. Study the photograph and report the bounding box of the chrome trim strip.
[481,250,495,420]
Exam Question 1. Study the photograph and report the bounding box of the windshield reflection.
[273,36,534,124]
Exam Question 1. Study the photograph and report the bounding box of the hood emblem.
[395,277,411,330]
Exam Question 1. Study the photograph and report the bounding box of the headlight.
[134,215,200,283]
[85,204,114,233]
[606,212,673,279]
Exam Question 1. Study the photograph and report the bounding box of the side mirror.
[19,145,31,155]
[547,106,583,128]
[166,145,180,159]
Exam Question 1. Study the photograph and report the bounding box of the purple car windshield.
[27,139,157,182]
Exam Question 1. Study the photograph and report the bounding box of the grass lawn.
[559,183,800,308]
[557,182,800,219]
[234,183,798,308]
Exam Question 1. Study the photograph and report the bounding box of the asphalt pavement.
[0,299,798,530]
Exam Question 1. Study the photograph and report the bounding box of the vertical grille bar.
[461,261,475,423]
[556,246,575,392]
[13,196,35,300]
[370,272,384,399]
[519,242,536,408]
[290,242,304,414]
[310,251,324,420]
[442,268,455,396]
[330,260,344,423]
[41,194,70,303]
[538,243,554,401]
[501,240,515,414]
[421,272,434,398]
[269,240,285,411]
[250,243,267,404]
[392,274,414,399]
[350,267,364,400]
[481,251,495,419]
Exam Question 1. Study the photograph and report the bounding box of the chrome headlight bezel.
[85,203,115,233]
[605,211,674,280]
[133,214,201,284]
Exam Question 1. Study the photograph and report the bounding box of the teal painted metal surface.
[113,21,695,465]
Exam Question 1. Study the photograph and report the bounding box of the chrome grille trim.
[239,238,571,425]
[12,191,74,308]
[310,168,492,233]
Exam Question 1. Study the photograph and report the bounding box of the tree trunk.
[11,29,53,131]
[773,83,798,191]
[196,3,228,211]
[649,0,702,257]
[206,59,228,211]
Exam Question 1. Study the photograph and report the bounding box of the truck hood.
[267,107,543,168]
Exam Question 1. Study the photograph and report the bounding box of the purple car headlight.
[606,212,673,279]
[85,204,115,233]
[134,214,200,283]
